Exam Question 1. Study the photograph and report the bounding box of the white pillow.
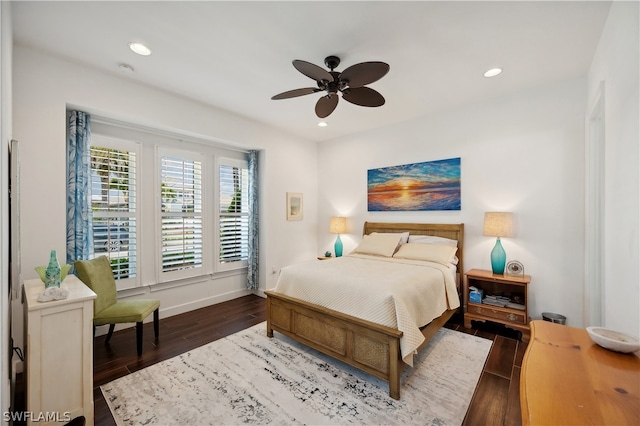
[407,235,458,247]
[393,243,458,266]
[370,232,410,245]
[352,233,404,257]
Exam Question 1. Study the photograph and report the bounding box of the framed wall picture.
[367,157,461,211]
[286,192,303,220]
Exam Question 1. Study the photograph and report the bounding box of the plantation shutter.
[90,144,138,287]
[160,155,203,273]
[219,160,249,266]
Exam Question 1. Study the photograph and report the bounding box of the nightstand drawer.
[468,304,526,324]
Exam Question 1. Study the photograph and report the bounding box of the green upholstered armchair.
[75,256,160,356]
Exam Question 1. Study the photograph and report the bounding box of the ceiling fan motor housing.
[324,55,341,71]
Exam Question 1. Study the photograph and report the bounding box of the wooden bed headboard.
[362,222,464,274]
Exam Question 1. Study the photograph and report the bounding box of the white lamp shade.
[329,216,347,234]
[483,212,514,237]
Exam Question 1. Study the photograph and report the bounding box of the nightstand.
[463,268,532,340]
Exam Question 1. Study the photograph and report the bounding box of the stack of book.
[482,295,510,307]
[506,302,525,310]
[481,294,526,310]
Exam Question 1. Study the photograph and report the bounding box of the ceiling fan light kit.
[272,55,390,118]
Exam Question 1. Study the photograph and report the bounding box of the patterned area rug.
[101,322,492,425]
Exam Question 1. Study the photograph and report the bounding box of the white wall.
[11,46,319,349]
[587,1,640,337]
[318,78,587,326]
[1,0,13,417]
[9,4,639,385]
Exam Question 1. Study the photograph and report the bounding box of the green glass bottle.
[45,250,61,288]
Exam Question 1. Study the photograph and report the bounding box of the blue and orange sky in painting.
[368,157,461,193]
[367,157,461,211]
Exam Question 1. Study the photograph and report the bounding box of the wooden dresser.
[23,276,96,425]
[520,320,639,425]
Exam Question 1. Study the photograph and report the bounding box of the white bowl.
[586,326,640,354]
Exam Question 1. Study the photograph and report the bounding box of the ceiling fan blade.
[315,94,339,118]
[339,62,390,88]
[342,87,386,107]
[271,87,319,100]
[293,60,333,83]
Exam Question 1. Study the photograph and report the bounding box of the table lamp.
[483,212,514,274]
[329,216,347,257]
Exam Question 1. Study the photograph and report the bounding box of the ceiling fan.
[271,56,390,118]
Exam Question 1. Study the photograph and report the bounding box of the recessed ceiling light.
[129,42,152,56]
[318,122,328,127]
[484,68,503,78]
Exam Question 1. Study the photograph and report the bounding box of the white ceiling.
[11,1,612,142]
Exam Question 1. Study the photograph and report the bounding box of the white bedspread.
[272,254,460,366]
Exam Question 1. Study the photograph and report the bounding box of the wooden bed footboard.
[265,289,455,399]
[265,222,463,399]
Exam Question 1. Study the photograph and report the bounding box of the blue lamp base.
[490,237,506,274]
[334,234,343,257]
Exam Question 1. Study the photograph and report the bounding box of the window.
[90,137,139,290]
[159,149,204,280]
[218,158,249,271]
[85,117,252,289]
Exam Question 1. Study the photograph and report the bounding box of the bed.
[265,222,464,399]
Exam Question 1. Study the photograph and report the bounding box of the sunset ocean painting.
[368,157,461,211]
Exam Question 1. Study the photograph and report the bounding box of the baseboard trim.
[161,288,251,318]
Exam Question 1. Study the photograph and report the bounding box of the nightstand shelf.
[463,268,531,340]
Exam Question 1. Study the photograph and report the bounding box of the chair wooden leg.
[153,308,159,340]
[105,324,116,344]
[136,321,143,356]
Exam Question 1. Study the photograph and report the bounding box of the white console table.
[23,275,96,426]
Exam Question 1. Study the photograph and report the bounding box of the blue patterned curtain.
[66,110,93,265]
[247,150,259,290]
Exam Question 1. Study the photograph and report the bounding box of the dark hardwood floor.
[82,295,525,425]
[452,317,526,426]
